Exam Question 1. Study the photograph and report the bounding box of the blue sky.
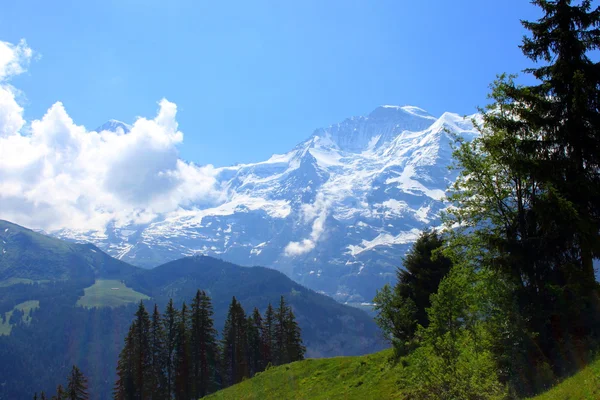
[0,0,540,166]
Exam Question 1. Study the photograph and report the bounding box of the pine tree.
[261,303,275,366]
[133,301,153,399]
[40,393,47,400]
[284,307,305,362]
[162,299,179,399]
[190,290,220,397]
[448,0,600,393]
[114,325,135,400]
[53,384,65,400]
[149,304,167,400]
[174,302,190,400]
[66,365,88,400]
[246,308,264,375]
[274,296,289,365]
[220,297,249,386]
[373,230,452,354]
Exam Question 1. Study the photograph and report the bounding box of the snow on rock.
[51,106,478,303]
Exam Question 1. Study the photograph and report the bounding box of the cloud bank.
[0,39,223,232]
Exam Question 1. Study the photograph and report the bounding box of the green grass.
[531,357,600,400]
[206,348,600,400]
[206,349,405,400]
[76,279,150,309]
[0,300,39,335]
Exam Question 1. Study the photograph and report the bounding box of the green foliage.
[399,263,507,399]
[373,230,452,355]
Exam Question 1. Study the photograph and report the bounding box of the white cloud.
[0,39,223,232]
[284,193,329,256]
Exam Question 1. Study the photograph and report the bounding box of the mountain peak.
[95,120,132,134]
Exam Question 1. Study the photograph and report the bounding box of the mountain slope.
[0,219,138,287]
[0,221,384,399]
[53,106,479,303]
[137,256,384,357]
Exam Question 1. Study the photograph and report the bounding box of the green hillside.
[76,279,149,308]
[206,350,600,400]
[206,349,402,400]
[0,220,385,399]
[0,219,139,285]
[531,357,600,400]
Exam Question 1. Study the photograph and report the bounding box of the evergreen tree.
[274,296,289,365]
[162,299,179,399]
[133,301,153,399]
[66,366,88,400]
[114,325,135,400]
[190,290,220,397]
[261,303,275,366]
[284,307,305,362]
[220,297,249,386]
[448,0,600,393]
[149,304,167,400]
[53,384,65,400]
[246,308,264,375]
[40,393,47,400]
[373,230,452,354]
[174,303,190,400]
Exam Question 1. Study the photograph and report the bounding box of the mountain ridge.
[52,105,480,303]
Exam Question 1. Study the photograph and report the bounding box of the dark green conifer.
[220,297,249,386]
[66,365,88,400]
[162,299,179,399]
[190,290,220,397]
[149,304,167,400]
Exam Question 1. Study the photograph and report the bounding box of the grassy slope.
[206,349,404,400]
[76,279,150,308]
[531,357,600,400]
[206,350,600,400]
[0,300,40,335]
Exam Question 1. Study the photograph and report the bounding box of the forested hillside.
[0,222,383,399]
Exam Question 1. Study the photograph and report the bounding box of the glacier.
[53,105,479,303]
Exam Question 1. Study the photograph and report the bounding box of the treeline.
[374,1,600,399]
[33,365,89,400]
[113,291,305,399]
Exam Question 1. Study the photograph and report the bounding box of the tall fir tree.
[246,308,264,375]
[174,303,191,400]
[66,365,88,400]
[190,290,220,398]
[274,296,290,365]
[162,299,179,399]
[149,304,167,400]
[221,297,249,386]
[448,0,600,393]
[114,325,136,400]
[284,307,305,363]
[373,230,452,354]
[261,303,275,366]
[134,301,153,400]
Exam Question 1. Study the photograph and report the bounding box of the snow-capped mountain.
[54,106,479,303]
